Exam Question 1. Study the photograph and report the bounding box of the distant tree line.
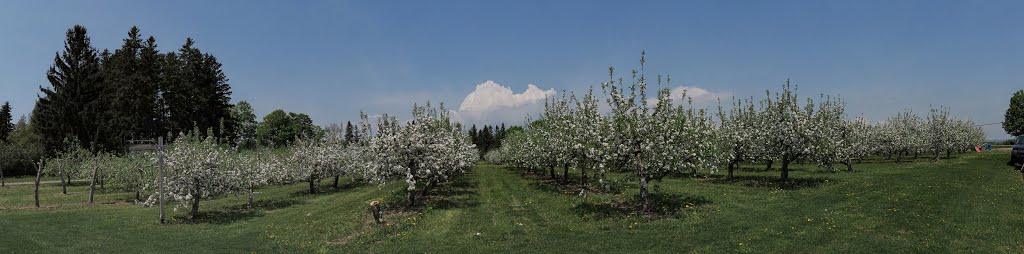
[468,124,510,159]
[0,25,236,177]
[32,25,232,155]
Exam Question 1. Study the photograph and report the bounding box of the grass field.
[1,151,1022,253]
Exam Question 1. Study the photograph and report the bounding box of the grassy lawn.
[1,151,1022,253]
[1,175,62,184]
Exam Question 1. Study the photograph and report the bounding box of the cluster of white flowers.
[858,107,985,162]
[143,133,234,217]
[489,54,727,212]
[716,81,984,177]
[487,54,986,212]
[365,103,477,206]
[753,82,852,179]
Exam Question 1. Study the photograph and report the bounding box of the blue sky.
[0,0,1021,139]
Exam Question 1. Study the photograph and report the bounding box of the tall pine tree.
[161,38,233,140]
[34,25,106,153]
[103,26,161,148]
[0,102,12,142]
[344,121,355,144]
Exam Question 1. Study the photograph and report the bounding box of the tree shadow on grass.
[736,164,817,173]
[288,180,370,197]
[424,173,480,210]
[176,198,305,225]
[178,209,261,225]
[703,175,832,190]
[573,192,712,220]
[511,167,623,195]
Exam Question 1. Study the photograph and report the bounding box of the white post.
[159,136,165,224]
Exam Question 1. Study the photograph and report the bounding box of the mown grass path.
[1,151,1023,253]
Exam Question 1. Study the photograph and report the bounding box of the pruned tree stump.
[369,200,383,224]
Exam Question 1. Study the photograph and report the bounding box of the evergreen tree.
[161,38,233,141]
[344,121,355,144]
[498,123,506,147]
[139,35,163,138]
[479,125,494,158]
[0,102,12,142]
[33,25,106,153]
[159,50,187,136]
[469,124,478,146]
[103,26,161,148]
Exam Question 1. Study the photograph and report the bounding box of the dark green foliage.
[33,25,106,154]
[0,102,12,142]
[288,112,317,139]
[256,109,317,147]
[162,38,234,142]
[102,26,161,148]
[1004,90,1024,136]
[469,124,510,158]
[1,116,45,176]
[344,121,356,144]
[230,101,258,148]
[30,25,235,155]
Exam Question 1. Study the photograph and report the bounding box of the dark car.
[1013,136,1024,167]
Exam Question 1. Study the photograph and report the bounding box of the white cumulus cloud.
[459,80,555,111]
[650,86,731,108]
[456,80,556,125]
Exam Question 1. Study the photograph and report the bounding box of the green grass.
[0,175,62,184]
[1,151,1022,253]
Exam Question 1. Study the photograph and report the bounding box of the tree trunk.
[407,188,417,207]
[88,159,98,204]
[639,173,650,213]
[562,163,569,184]
[946,150,951,159]
[61,173,68,195]
[1,167,5,187]
[308,174,316,194]
[248,189,255,209]
[765,160,773,171]
[580,161,587,187]
[370,201,383,224]
[780,158,791,183]
[728,161,736,178]
[549,165,555,179]
[191,180,201,218]
[421,179,434,196]
[842,159,854,172]
[333,175,340,189]
[34,161,42,208]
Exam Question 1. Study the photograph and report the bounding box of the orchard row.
[34,103,477,217]
[486,54,985,212]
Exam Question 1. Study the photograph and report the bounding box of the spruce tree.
[161,38,232,140]
[139,35,163,138]
[344,121,355,143]
[33,25,106,153]
[469,124,478,146]
[0,102,12,142]
[103,26,154,148]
